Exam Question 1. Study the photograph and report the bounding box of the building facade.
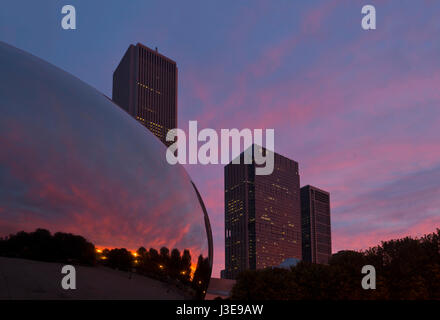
[112,43,177,147]
[224,146,302,279]
[301,185,332,264]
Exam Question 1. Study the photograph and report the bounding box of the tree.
[0,229,95,265]
[179,249,192,283]
[192,255,211,299]
[106,248,133,271]
[137,246,147,257]
[170,248,181,279]
[159,246,169,266]
[230,229,440,300]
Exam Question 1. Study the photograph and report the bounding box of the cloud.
[175,2,440,276]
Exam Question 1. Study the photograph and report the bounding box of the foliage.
[192,254,211,299]
[0,228,96,265]
[231,229,440,300]
[105,248,133,271]
[0,228,212,299]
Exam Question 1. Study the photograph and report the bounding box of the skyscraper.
[301,185,332,264]
[224,146,302,279]
[112,43,177,147]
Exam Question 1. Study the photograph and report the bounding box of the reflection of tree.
[0,229,95,265]
[181,249,192,282]
[106,248,133,271]
[99,246,209,298]
[0,228,210,299]
[192,255,211,299]
[137,246,147,257]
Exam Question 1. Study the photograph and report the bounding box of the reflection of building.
[301,185,331,264]
[0,41,212,299]
[112,43,177,147]
[223,146,302,279]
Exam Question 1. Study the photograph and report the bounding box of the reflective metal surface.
[0,42,212,299]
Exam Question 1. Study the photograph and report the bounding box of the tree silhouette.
[137,246,147,257]
[169,248,181,279]
[0,228,212,299]
[192,255,211,299]
[231,228,440,300]
[0,229,95,265]
[179,249,192,283]
[106,248,133,271]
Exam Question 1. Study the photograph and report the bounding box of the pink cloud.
[177,2,440,276]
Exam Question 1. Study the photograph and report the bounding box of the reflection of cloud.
[0,42,208,267]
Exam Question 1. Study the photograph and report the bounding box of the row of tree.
[0,228,95,265]
[0,228,211,299]
[231,229,440,300]
[99,246,211,299]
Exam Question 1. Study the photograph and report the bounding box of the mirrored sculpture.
[0,41,212,300]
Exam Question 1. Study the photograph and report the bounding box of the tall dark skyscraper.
[224,146,302,279]
[301,185,332,264]
[112,43,177,147]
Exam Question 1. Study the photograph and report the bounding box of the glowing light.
[96,249,102,253]
[159,264,164,269]
[189,263,197,280]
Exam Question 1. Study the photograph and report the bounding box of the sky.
[1,0,440,277]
